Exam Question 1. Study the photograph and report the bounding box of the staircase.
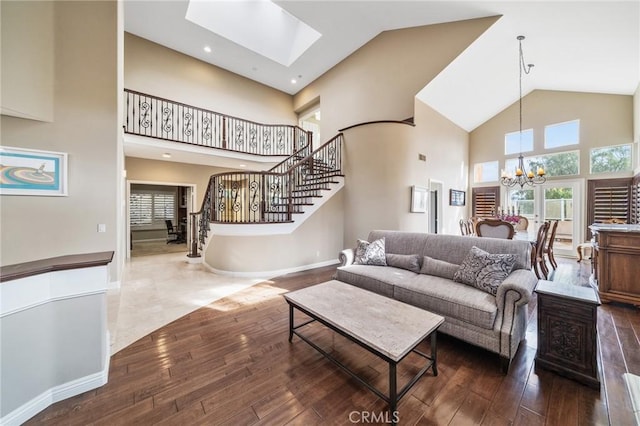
[193,134,344,252]
[265,135,343,221]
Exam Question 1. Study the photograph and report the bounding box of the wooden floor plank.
[545,376,580,426]
[22,261,640,425]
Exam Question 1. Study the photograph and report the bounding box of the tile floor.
[107,252,267,354]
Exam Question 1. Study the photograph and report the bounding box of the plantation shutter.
[587,178,631,238]
[130,193,153,226]
[130,190,176,228]
[472,186,499,217]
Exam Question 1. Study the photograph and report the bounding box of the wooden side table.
[535,280,601,388]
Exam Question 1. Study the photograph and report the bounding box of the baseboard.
[1,333,110,426]
[203,259,339,278]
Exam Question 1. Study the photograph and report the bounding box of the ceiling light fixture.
[204,46,212,53]
[291,78,297,84]
[162,153,171,158]
[500,35,545,189]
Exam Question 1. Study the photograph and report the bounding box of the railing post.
[187,212,200,258]
[222,116,227,150]
[287,170,293,222]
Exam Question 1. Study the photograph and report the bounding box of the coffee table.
[284,280,444,421]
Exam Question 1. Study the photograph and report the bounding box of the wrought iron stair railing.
[189,133,344,255]
[124,89,311,157]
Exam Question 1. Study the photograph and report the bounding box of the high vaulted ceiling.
[124,1,639,132]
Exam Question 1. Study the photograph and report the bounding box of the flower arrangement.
[500,215,521,225]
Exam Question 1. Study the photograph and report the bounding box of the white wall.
[342,98,469,247]
[0,1,54,121]
[124,33,297,126]
[1,2,119,279]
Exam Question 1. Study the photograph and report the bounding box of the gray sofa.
[336,230,538,372]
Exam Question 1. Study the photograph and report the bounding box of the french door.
[506,180,583,257]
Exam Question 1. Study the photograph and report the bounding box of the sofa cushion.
[354,238,387,266]
[394,275,498,330]
[422,233,531,270]
[420,256,458,280]
[336,265,416,298]
[368,230,429,256]
[386,253,421,273]
[453,246,516,296]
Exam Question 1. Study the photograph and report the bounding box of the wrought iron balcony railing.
[124,89,311,157]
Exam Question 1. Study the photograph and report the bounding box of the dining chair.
[459,219,468,236]
[475,219,515,239]
[466,218,476,236]
[514,216,529,232]
[533,221,550,279]
[544,220,559,270]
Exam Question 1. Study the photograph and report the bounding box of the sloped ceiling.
[124,1,639,132]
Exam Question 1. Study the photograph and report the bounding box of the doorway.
[126,181,196,258]
[298,104,321,150]
[429,180,443,234]
[506,179,583,256]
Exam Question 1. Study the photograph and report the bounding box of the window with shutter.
[586,178,631,238]
[472,186,499,217]
[130,189,176,229]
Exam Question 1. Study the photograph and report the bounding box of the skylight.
[185,0,321,67]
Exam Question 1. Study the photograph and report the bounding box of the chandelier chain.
[500,35,545,189]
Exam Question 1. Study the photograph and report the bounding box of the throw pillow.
[386,253,421,273]
[354,237,387,266]
[420,256,459,280]
[453,246,517,296]
[475,258,516,296]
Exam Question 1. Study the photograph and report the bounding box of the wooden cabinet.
[535,280,601,388]
[590,224,640,306]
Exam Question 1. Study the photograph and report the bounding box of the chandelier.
[500,35,546,188]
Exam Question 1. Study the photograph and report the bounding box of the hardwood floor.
[26,258,639,425]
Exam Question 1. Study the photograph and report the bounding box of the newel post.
[187,212,200,258]
[287,170,293,222]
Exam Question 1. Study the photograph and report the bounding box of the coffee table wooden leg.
[431,331,438,376]
[389,362,397,423]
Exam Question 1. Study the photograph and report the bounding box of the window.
[507,188,534,217]
[505,150,579,178]
[590,144,632,174]
[505,129,533,155]
[130,190,176,228]
[474,161,499,183]
[544,120,579,149]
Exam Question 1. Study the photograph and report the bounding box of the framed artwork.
[0,146,68,196]
[449,189,465,206]
[411,185,428,213]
